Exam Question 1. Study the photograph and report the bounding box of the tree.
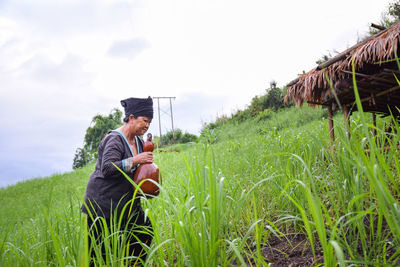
[72,148,93,170]
[84,109,123,153]
[262,81,284,111]
[180,132,198,143]
[247,81,285,115]
[73,108,123,169]
[388,1,400,20]
[160,129,198,146]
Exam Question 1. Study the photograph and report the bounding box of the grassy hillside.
[0,166,91,227]
[1,105,399,266]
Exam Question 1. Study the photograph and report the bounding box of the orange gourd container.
[133,133,161,196]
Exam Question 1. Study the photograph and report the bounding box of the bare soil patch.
[262,233,323,267]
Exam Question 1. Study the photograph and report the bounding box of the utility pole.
[153,96,176,145]
[169,98,175,136]
[157,97,162,143]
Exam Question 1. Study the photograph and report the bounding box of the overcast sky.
[0,0,393,187]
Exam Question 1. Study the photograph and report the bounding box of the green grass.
[0,167,91,266]
[1,104,400,266]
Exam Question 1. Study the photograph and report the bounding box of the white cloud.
[108,38,151,59]
[0,0,141,35]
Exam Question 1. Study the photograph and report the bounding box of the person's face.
[130,115,152,135]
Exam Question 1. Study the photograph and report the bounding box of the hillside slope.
[0,164,93,229]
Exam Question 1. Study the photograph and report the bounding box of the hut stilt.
[372,112,377,136]
[344,106,351,139]
[328,105,335,152]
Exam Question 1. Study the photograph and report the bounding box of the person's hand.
[133,152,153,165]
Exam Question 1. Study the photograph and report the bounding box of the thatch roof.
[285,20,400,116]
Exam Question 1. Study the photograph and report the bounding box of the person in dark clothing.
[81,97,154,266]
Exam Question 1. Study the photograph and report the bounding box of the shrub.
[160,129,199,146]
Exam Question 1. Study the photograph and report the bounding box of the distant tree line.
[230,81,287,122]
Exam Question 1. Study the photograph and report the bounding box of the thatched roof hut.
[285,21,400,147]
[285,20,400,117]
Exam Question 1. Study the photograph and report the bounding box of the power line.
[153,97,176,145]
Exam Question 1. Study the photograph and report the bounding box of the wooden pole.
[328,105,335,152]
[372,112,377,136]
[371,23,386,31]
[344,106,351,139]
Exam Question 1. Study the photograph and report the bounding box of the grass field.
[1,104,399,266]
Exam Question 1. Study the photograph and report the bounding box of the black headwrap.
[120,97,153,119]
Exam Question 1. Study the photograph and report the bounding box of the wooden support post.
[372,112,377,136]
[328,105,335,153]
[370,93,376,106]
[344,106,351,139]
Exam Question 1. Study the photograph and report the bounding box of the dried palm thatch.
[285,20,400,115]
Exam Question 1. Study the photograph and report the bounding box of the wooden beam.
[345,85,400,108]
[340,70,395,84]
[383,68,400,74]
[363,104,400,113]
[371,23,386,31]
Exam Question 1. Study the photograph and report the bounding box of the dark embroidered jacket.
[81,131,144,219]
